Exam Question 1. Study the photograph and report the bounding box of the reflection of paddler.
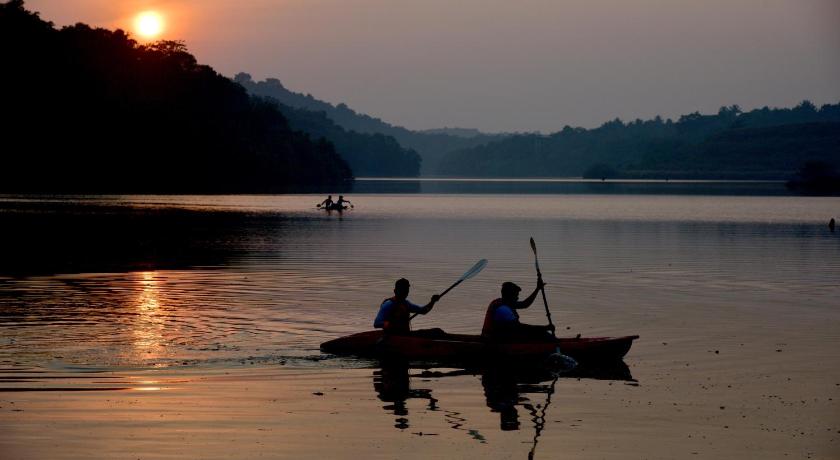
[481,367,521,430]
[372,362,437,429]
[373,363,410,424]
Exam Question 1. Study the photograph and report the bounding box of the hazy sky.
[26,0,840,132]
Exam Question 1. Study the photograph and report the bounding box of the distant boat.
[319,204,350,211]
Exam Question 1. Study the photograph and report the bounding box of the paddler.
[374,278,441,335]
[317,195,334,209]
[335,195,353,209]
[481,277,554,341]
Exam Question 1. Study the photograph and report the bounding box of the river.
[1,181,839,459]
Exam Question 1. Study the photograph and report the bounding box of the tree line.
[0,1,351,193]
[235,73,421,177]
[436,102,840,180]
[234,74,508,174]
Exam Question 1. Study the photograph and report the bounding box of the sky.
[25,0,840,133]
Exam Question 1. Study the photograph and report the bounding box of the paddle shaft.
[409,278,462,320]
[531,240,556,337]
[527,375,559,460]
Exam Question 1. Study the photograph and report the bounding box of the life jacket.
[481,298,519,337]
[382,296,411,334]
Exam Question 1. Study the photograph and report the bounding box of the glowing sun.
[135,11,165,39]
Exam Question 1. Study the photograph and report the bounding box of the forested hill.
[234,73,507,174]
[0,1,351,193]
[273,103,421,177]
[436,103,840,179]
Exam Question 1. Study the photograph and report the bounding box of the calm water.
[1,184,839,458]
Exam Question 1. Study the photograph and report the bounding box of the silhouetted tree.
[436,99,840,180]
[0,1,351,193]
[234,72,507,174]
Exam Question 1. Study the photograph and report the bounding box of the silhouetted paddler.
[335,195,353,209]
[317,195,334,209]
[374,278,440,335]
[482,277,554,341]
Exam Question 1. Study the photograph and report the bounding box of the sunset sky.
[25,0,840,132]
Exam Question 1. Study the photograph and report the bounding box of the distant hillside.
[436,103,840,180]
[0,1,350,193]
[273,102,421,177]
[417,128,488,138]
[234,73,507,174]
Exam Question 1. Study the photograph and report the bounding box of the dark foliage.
[273,102,421,177]
[582,163,619,180]
[437,103,840,180]
[786,160,840,195]
[234,72,421,176]
[233,73,508,174]
[0,1,351,193]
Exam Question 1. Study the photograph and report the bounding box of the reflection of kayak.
[321,330,638,363]
[321,205,348,211]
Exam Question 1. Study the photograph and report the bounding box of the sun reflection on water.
[133,386,165,391]
[133,271,166,361]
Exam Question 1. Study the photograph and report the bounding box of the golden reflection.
[132,271,166,361]
[133,386,165,392]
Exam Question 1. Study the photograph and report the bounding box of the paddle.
[410,259,488,321]
[530,237,578,371]
[529,237,555,337]
[526,375,559,460]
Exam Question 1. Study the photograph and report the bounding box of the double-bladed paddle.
[530,237,555,337]
[410,259,488,321]
[530,237,578,370]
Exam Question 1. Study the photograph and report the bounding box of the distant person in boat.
[482,278,554,341]
[374,278,441,335]
[317,195,335,209]
[335,195,353,209]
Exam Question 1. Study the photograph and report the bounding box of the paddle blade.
[530,237,537,254]
[547,350,578,372]
[461,258,488,281]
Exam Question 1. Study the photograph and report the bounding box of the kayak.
[320,330,638,364]
[321,205,349,211]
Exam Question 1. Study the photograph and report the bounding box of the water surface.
[1,190,839,459]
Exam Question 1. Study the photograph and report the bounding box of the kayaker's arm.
[515,276,545,310]
[415,294,441,315]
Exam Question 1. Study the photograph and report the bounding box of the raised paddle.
[529,237,555,336]
[410,259,488,321]
[528,237,578,370]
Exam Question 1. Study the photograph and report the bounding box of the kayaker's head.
[501,281,521,302]
[338,195,344,200]
[394,278,410,300]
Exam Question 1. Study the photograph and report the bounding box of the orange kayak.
[321,330,638,363]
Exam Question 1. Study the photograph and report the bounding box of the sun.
[135,11,165,39]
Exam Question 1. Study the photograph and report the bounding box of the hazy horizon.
[24,0,840,133]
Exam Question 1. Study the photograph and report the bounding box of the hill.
[273,102,421,176]
[436,103,840,179]
[234,73,507,174]
[0,1,351,193]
